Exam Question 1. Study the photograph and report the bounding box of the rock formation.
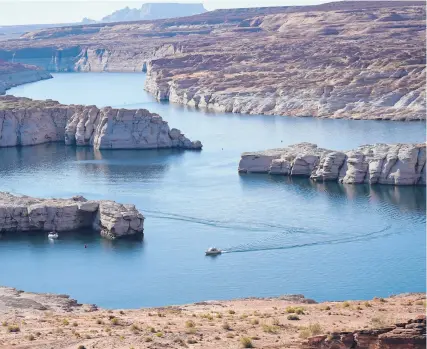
[0,192,144,239]
[0,60,51,94]
[238,143,426,185]
[302,315,426,349]
[0,1,424,120]
[0,95,202,149]
[101,3,207,23]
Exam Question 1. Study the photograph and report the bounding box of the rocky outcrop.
[238,143,426,185]
[0,192,144,239]
[0,95,202,149]
[0,2,424,120]
[302,315,426,349]
[0,61,51,94]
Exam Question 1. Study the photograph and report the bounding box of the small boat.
[205,247,222,256]
[48,232,59,239]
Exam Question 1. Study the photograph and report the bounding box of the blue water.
[1,72,425,308]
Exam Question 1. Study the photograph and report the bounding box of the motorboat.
[205,247,222,256]
[48,232,59,239]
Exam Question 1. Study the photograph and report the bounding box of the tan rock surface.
[0,289,425,349]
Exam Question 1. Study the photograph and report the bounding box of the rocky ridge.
[0,192,144,239]
[0,95,202,149]
[238,143,426,185]
[0,1,424,120]
[0,60,51,94]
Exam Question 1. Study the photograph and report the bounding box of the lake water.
[1,72,426,308]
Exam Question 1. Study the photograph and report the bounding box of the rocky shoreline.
[239,143,426,186]
[0,95,202,149]
[0,288,425,349]
[0,61,52,95]
[0,192,144,239]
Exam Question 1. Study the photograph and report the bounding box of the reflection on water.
[0,73,425,308]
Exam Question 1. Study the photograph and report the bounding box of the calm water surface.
[1,73,426,308]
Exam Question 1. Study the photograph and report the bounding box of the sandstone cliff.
[0,95,202,149]
[0,2,424,120]
[0,192,144,239]
[0,61,51,94]
[238,143,426,185]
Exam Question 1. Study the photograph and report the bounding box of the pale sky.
[0,0,325,26]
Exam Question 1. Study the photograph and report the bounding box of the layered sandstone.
[0,192,144,239]
[303,315,426,349]
[0,60,51,94]
[0,95,202,149]
[0,1,424,120]
[238,143,426,185]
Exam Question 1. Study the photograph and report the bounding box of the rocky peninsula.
[0,192,144,239]
[0,288,424,349]
[0,61,51,95]
[0,1,424,120]
[0,95,202,149]
[239,143,426,186]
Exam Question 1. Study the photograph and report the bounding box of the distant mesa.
[100,3,207,23]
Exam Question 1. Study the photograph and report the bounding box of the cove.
[1,72,425,309]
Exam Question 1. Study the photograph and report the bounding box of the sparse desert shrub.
[250,319,259,325]
[187,338,198,344]
[130,324,140,332]
[7,325,20,333]
[287,314,300,321]
[222,322,232,330]
[62,319,69,325]
[26,334,35,341]
[262,324,278,333]
[295,307,305,315]
[285,306,296,313]
[240,336,254,348]
[342,301,350,308]
[216,313,223,318]
[155,332,163,337]
[1,321,7,327]
[119,310,125,315]
[226,332,235,338]
[186,320,195,328]
[299,323,322,339]
[77,346,86,349]
[228,310,236,315]
[201,313,213,320]
[72,322,78,327]
[370,316,388,328]
[321,305,331,311]
[364,301,372,308]
[149,326,156,333]
[174,338,186,346]
[415,300,425,306]
[110,317,119,325]
[145,337,153,342]
[272,318,280,326]
[299,328,311,339]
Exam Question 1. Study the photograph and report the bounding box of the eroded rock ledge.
[0,95,202,149]
[238,143,426,185]
[303,315,426,349]
[0,192,144,239]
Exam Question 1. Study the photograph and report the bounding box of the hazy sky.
[0,0,326,26]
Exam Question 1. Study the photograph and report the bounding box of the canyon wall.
[0,95,202,149]
[0,192,144,239]
[0,2,424,120]
[238,143,426,186]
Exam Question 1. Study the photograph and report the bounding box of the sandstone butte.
[239,142,426,186]
[0,95,202,149]
[0,1,425,120]
[0,192,144,239]
[0,288,425,349]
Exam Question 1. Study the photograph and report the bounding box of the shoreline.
[0,286,425,348]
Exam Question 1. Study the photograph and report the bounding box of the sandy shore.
[0,287,425,349]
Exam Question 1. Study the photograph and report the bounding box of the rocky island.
[0,288,425,349]
[239,143,426,185]
[0,1,425,120]
[0,192,144,239]
[0,95,202,149]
